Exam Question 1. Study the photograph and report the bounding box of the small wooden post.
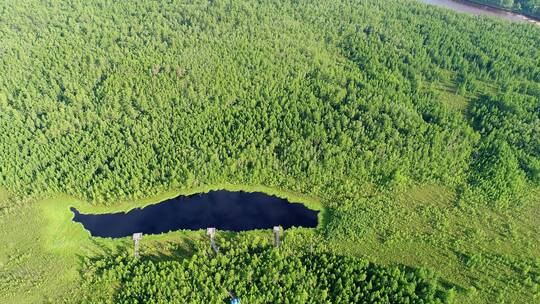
[273,226,281,247]
[132,232,142,259]
[207,227,219,253]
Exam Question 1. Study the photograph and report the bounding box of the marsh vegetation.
[0,0,538,303]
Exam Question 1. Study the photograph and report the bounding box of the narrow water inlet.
[71,190,319,238]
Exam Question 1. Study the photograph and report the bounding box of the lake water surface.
[71,190,319,238]
[420,0,539,24]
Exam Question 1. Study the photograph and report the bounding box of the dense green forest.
[0,0,538,205]
[0,0,539,303]
[472,0,540,18]
[82,240,450,303]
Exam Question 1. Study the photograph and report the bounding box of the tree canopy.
[81,240,450,303]
[0,0,538,207]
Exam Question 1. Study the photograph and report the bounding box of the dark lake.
[71,190,319,238]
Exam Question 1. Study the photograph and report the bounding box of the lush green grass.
[0,193,80,303]
[326,185,540,303]
[1,184,538,303]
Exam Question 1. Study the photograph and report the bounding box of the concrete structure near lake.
[273,226,281,247]
[207,227,218,254]
[132,232,142,258]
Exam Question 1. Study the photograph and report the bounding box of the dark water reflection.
[71,190,319,238]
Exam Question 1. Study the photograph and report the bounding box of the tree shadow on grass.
[74,237,131,278]
[141,235,204,262]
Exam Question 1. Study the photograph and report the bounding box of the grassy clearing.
[327,185,540,303]
[0,193,81,303]
[432,79,471,113]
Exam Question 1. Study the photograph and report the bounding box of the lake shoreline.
[421,0,540,25]
[466,0,540,22]
[71,190,320,238]
[463,0,540,21]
